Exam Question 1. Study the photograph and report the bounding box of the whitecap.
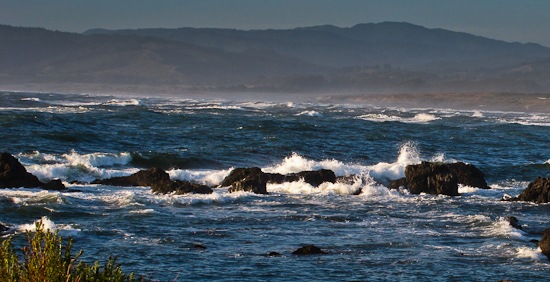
[17,216,80,234]
[263,152,365,176]
[0,189,63,205]
[472,111,484,118]
[129,209,156,214]
[295,110,322,117]
[357,113,440,124]
[104,98,141,106]
[484,217,528,240]
[517,247,546,260]
[21,97,41,102]
[368,141,421,182]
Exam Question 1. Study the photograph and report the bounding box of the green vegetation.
[0,221,142,282]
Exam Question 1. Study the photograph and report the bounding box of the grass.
[0,220,142,281]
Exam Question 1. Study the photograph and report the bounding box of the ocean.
[1,91,549,281]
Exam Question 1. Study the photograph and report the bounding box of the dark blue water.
[1,91,549,281]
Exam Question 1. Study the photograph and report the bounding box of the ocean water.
[1,91,550,281]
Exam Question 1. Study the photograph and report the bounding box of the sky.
[1,0,550,46]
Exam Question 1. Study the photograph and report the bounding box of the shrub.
[0,220,142,281]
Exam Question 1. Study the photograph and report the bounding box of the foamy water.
[1,91,549,281]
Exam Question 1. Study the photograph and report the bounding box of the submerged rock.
[388,177,407,190]
[292,245,327,255]
[506,216,523,230]
[0,223,9,233]
[0,152,66,190]
[517,177,550,203]
[93,167,212,194]
[43,179,66,191]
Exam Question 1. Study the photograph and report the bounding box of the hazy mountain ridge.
[2,22,550,93]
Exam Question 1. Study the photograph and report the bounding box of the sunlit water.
[1,91,550,281]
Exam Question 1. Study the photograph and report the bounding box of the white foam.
[296,110,322,117]
[368,141,422,182]
[357,113,440,124]
[472,111,484,118]
[168,168,233,186]
[485,217,528,240]
[23,151,135,182]
[128,209,156,214]
[21,97,41,102]
[267,179,361,196]
[104,98,141,106]
[64,150,132,168]
[17,216,80,233]
[0,189,63,205]
[517,247,546,260]
[263,153,364,176]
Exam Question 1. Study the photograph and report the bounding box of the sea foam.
[17,216,80,234]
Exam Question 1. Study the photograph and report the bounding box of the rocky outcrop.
[0,152,66,190]
[405,162,459,196]
[290,169,336,187]
[395,162,489,196]
[93,167,212,194]
[292,245,327,255]
[446,162,489,189]
[92,167,170,187]
[151,180,212,195]
[220,167,337,194]
[228,173,268,194]
[517,177,550,203]
[538,229,550,259]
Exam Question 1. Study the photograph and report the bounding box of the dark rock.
[388,177,407,190]
[538,229,550,259]
[266,252,282,257]
[93,167,170,187]
[220,167,338,194]
[405,162,459,196]
[151,180,212,195]
[218,167,264,187]
[193,244,207,250]
[517,177,550,203]
[530,239,540,244]
[447,162,489,189]
[292,244,327,255]
[43,179,66,191]
[0,152,44,188]
[228,174,268,194]
[505,216,523,230]
[0,223,8,233]
[93,167,212,194]
[291,169,336,187]
[402,161,489,196]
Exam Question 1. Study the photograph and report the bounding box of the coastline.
[1,83,550,113]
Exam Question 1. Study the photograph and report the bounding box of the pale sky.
[1,0,550,46]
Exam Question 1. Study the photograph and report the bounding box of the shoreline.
[2,83,550,113]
